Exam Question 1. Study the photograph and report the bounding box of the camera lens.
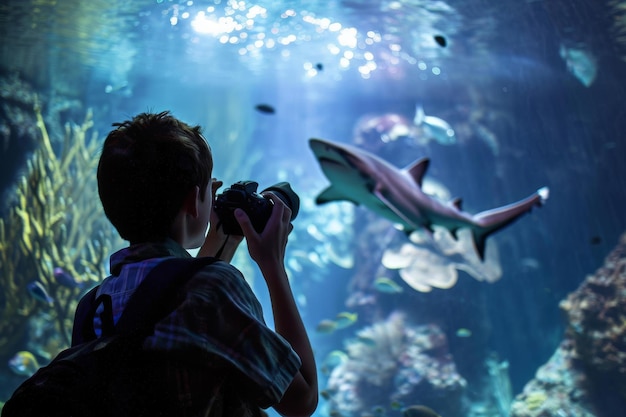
[262,182,299,220]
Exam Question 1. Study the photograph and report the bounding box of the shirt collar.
[109,238,191,276]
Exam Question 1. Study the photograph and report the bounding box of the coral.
[510,232,626,417]
[560,234,626,379]
[0,99,120,358]
[509,341,596,417]
[609,0,626,63]
[382,228,502,292]
[524,391,547,410]
[324,311,467,417]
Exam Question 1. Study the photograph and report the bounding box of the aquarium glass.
[1,1,625,416]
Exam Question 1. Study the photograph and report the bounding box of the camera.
[214,180,300,235]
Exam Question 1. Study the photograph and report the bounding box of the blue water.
[1,0,625,415]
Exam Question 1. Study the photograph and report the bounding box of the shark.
[309,138,549,260]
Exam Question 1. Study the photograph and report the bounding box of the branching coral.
[345,311,407,387]
[325,312,466,417]
[0,99,120,358]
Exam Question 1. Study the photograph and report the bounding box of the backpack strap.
[72,290,117,343]
[71,257,218,345]
[96,294,115,337]
[114,257,218,336]
[71,285,105,345]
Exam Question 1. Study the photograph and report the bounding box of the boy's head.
[97,111,212,244]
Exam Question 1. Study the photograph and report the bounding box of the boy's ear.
[182,186,200,218]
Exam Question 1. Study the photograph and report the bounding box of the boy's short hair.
[97,111,212,243]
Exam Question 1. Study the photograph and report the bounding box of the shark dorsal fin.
[404,157,430,187]
[450,197,462,210]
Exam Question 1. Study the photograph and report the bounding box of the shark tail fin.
[470,188,549,261]
[537,186,550,205]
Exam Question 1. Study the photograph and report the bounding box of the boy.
[84,111,318,416]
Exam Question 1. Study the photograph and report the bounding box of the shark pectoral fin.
[404,158,430,187]
[316,186,358,205]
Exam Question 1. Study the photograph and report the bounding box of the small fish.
[321,350,348,375]
[323,350,349,368]
[520,257,541,270]
[434,35,447,47]
[372,405,386,416]
[316,319,338,334]
[456,328,472,338]
[356,334,377,347]
[373,277,404,294]
[590,235,602,245]
[254,103,276,114]
[315,62,324,71]
[27,281,54,305]
[320,389,332,400]
[391,400,404,410]
[8,351,40,377]
[53,267,83,289]
[559,44,597,87]
[413,105,456,145]
[402,405,441,417]
[334,312,358,329]
[104,82,132,96]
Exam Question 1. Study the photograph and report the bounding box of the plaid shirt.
[92,239,301,415]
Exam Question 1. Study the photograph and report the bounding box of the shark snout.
[310,138,350,163]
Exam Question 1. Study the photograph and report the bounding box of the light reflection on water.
[1,0,472,89]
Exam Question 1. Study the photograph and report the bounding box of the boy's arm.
[235,199,318,417]
[197,224,242,261]
[257,260,319,417]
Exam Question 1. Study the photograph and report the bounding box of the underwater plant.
[0,100,120,359]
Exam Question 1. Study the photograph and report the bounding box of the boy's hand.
[235,192,292,268]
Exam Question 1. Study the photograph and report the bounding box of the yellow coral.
[0,99,121,357]
[525,391,547,410]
